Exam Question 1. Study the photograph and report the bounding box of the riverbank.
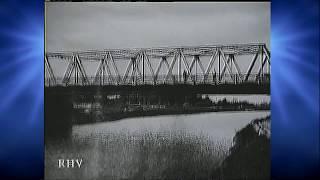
[212,116,270,179]
[45,82,270,95]
[45,89,270,139]
[74,93,269,124]
[74,107,270,125]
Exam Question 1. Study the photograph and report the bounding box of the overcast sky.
[45,2,270,52]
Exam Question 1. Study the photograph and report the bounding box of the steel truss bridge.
[45,43,270,87]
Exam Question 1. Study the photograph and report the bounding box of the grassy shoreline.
[212,116,270,180]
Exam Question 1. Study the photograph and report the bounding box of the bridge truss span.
[45,43,270,86]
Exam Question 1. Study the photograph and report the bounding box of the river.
[46,95,270,180]
[73,111,270,147]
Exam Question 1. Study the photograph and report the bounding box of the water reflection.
[73,111,269,148]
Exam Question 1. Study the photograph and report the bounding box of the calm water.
[73,111,270,147]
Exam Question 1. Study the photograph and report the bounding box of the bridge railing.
[45,73,270,87]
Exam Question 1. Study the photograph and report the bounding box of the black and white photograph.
[45,2,270,180]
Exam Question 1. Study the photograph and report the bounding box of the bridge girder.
[45,43,270,86]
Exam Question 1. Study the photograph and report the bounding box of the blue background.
[0,0,318,179]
